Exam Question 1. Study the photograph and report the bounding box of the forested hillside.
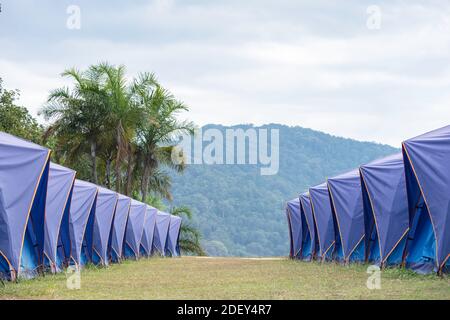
[171,124,398,257]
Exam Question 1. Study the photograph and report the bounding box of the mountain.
[170,124,398,257]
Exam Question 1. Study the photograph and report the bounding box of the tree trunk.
[105,158,111,189]
[115,127,122,193]
[125,150,134,196]
[141,159,150,202]
[115,152,121,193]
[90,140,98,184]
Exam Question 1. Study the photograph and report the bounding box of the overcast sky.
[1,0,449,146]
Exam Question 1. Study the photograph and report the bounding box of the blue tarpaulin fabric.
[360,153,409,267]
[109,194,131,262]
[140,206,157,256]
[123,199,146,259]
[286,201,294,258]
[328,170,365,263]
[67,179,98,267]
[153,211,171,256]
[299,193,317,261]
[286,199,302,259]
[309,183,335,260]
[0,132,50,280]
[43,163,76,273]
[166,215,182,257]
[403,125,450,274]
[92,187,118,266]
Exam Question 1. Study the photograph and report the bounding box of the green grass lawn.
[0,257,448,299]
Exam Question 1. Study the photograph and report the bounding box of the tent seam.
[360,169,383,262]
[17,149,51,278]
[403,143,440,270]
[327,183,347,259]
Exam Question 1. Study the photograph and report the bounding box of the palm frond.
[170,205,193,220]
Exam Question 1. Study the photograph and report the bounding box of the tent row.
[0,132,182,281]
[286,125,450,274]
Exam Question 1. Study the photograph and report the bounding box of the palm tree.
[135,84,195,201]
[170,206,206,256]
[41,67,109,184]
[90,63,136,194]
[92,64,163,195]
[41,63,205,256]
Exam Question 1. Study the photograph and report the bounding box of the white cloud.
[1,0,449,146]
[0,60,65,116]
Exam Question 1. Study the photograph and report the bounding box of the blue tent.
[140,206,157,257]
[123,199,147,259]
[109,194,131,262]
[68,179,98,267]
[299,193,317,261]
[152,211,171,256]
[360,153,409,267]
[285,199,302,259]
[43,163,76,273]
[309,183,336,261]
[92,187,118,265]
[327,170,365,263]
[402,126,450,274]
[166,215,182,257]
[0,132,51,280]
